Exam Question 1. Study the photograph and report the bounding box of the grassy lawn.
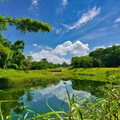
[0,69,60,88]
[57,67,120,82]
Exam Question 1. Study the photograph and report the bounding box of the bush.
[7,64,18,70]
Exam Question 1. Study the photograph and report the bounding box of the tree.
[0,44,13,69]
[62,62,68,68]
[27,55,33,72]
[0,12,51,69]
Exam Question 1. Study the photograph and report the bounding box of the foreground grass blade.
[75,107,83,120]
[31,111,65,119]
[65,87,71,105]
[0,103,4,120]
[46,100,64,120]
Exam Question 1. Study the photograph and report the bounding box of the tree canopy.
[0,10,52,69]
[71,45,120,68]
[0,15,51,34]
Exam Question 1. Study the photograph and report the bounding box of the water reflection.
[0,90,25,116]
[0,79,107,118]
[71,79,106,97]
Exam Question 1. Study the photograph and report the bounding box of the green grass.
[57,67,120,82]
[0,69,60,88]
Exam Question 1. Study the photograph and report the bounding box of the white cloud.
[66,7,101,30]
[52,41,89,56]
[62,0,68,7]
[32,44,37,47]
[32,44,53,50]
[91,44,120,52]
[31,49,70,64]
[28,0,39,15]
[114,17,120,23]
[52,27,62,34]
[32,0,38,6]
[91,46,105,51]
[30,41,89,64]
[56,0,68,14]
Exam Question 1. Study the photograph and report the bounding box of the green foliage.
[79,84,120,119]
[0,15,51,34]
[62,62,69,68]
[89,45,120,67]
[72,45,120,68]
[0,12,51,70]
[31,58,67,70]
[71,56,93,68]
[0,44,13,69]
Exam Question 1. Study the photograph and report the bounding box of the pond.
[0,79,106,119]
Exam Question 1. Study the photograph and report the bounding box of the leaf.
[102,100,107,111]
[118,106,120,119]
[46,100,64,120]
[0,102,4,120]
[110,102,118,113]
[32,111,65,119]
[72,94,75,104]
[75,107,83,120]
[65,87,71,105]
[24,112,29,119]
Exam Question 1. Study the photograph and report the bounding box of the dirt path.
[50,68,67,75]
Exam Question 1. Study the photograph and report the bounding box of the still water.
[0,79,106,119]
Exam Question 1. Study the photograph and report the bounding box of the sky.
[0,0,120,64]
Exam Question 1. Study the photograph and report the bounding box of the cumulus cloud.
[114,17,120,23]
[64,7,101,30]
[52,41,89,56]
[30,41,89,64]
[31,49,70,64]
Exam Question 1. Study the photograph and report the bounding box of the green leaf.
[75,107,83,120]
[65,87,71,105]
[46,100,64,120]
[110,102,118,113]
[24,112,29,119]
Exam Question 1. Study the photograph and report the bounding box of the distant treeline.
[31,59,69,70]
[0,35,69,70]
[71,45,120,68]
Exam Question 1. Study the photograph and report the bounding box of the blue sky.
[1,0,120,64]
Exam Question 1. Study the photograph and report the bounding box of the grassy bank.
[0,69,59,88]
[57,68,120,82]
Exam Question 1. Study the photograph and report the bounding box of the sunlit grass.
[57,68,120,82]
[0,69,60,88]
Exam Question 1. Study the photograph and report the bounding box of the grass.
[57,67,120,82]
[0,69,60,88]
